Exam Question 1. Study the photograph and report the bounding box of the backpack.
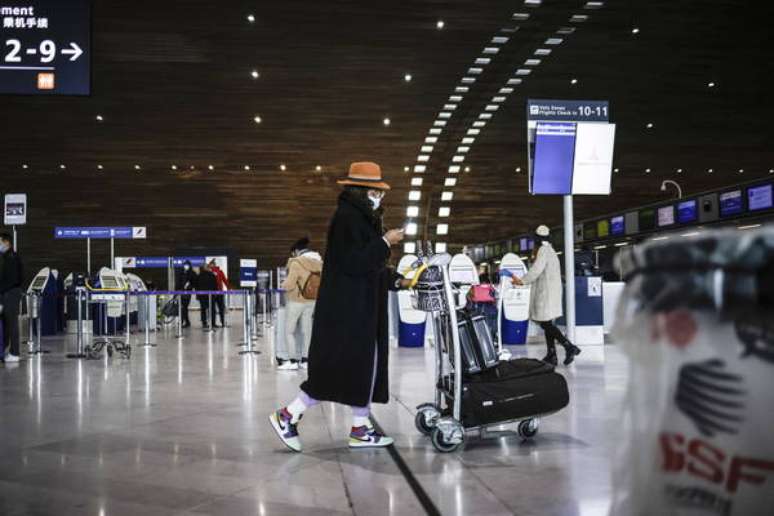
[298,270,321,300]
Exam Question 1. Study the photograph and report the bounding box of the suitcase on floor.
[444,358,570,428]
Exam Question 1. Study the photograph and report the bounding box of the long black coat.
[301,190,399,407]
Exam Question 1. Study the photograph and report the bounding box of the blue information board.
[0,0,91,95]
[677,200,698,224]
[55,226,146,239]
[532,122,577,194]
[610,215,625,236]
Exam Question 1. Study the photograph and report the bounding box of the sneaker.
[269,408,302,452]
[3,354,20,363]
[277,361,299,371]
[348,426,394,448]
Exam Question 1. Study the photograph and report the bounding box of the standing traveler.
[178,260,195,328]
[269,162,410,452]
[512,225,581,366]
[0,232,24,363]
[197,264,218,329]
[208,259,230,327]
[277,237,322,371]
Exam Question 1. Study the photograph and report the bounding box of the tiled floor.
[0,314,625,515]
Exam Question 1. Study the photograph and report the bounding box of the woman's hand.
[511,276,524,286]
[384,228,405,246]
[399,278,412,289]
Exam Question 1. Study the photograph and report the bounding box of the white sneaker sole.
[268,413,302,453]
[348,438,394,449]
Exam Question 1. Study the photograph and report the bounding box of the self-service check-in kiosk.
[558,276,604,345]
[126,273,155,331]
[64,272,91,334]
[27,267,60,336]
[396,255,427,347]
[498,253,530,346]
[91,267,128,335]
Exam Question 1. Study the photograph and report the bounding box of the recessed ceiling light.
[411,177,423,186]
[614,168,619,173]
[584,1,604,9]
[475,58,491,65]
[545,38,563,45]
[557,26,576,35]
[464,166,471,172]
[436,224,449,236]
[22,164,28,169]
[171,165,177,170]
[441,192,454,201]
[436,20,445,30]
[448,165,460,173]
[646,122,654,128]
[404,73,412,82]
[403,166,410,172]
[482,47,499,55]
[425,136,438,144]
[571,78,578,84]
[409,190,421,201]
[134,165,141,170]
[631,27,640,34]
[739,168,744,173]
[421,145,434,152]
[97,164,103,170]
[645,168,651,173]
[95,114,103,122]
[708,168,713,173]
[524,0,542,6]
[189,166,195,170]
[479,113,493,120]
[208,165,214,171]
[383,117,391,126]
[461,77,476,84]
[570,14,589,22]
[516,68,532,75]
[492,36,509,44]
[247,14,255,23]
[406,206,419,217]
[499,87,514,94]
[707,81,715,88]
[251,70,260,79]
[535,48,552,56]
[525,59,541,66]
[59,164,66,169]
[414,165,427,173]
[677,168,683,173]
[253,115,262,124]
[405,222,418,236]
[315,165,322,172]
[455,86,469,93]
[280,164,287,171]
[449,95,463,102]
[244,165,251,171]
[507,78,523,85]
[515,167,522,173]
[429,128,442,135]
[417,155,430,162]
[438,207,451,217]
[769,169,774,174]
[513,13,530,21]
[445,178,457,187]
[468,67,483,75]
[438,112,451,119]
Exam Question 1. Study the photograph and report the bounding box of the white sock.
[352,415,371,429]
[287,397,307,424]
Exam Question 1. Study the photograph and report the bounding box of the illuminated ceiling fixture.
[190,166,195,170]
[444,178,457,187]
[134,165,141,171]
[467,128,481,135]
[645,168,651,173]
[280,164,287,171]
[515,167,522,172]
[208,165,214,171]
[425,136,438,143]
[383,117,391,126]
[571,14,589,22]
[429,128,442,135]
[244,165,251,171]
[557,27,576,35]
[404,73,413,82]
[435,243,447,253]
[433,120,447,127]
[452,155,465,163]
[421,145,434,152]
[97,164,103,170]
[708,168,714,173]
[491,36,509,44]
[584,1,604,9]
[707,81,715,88]
[405,222,418,236]
[769,169,774,174]
[525,59,541,66]
[251,70,260,79]
[475,58,491,65]
[404,242,416,254]
[247,14,255,23]
[436,20,445,30]
[406,206,419,217]
[95,114,103,122]
[499,87,514,94]
[571,78,578,84]
[631,27,640,34]
[171,165,178,170]
[646,122,654,129]
[485,104,499,111]
[455,86,469,93]
[482,47,500,55]
[462,137,475,144]
[468,67,483,75]
[411,177,423,186]
[516,68,531,75]
[403,166,410,172]
[414,165,427,173]
[461,77,476,84]
[677,168,683,173]
[473,121,486,127]
[438,112,451,119]
[507,78,523,85]
[417,155,430,162]
[253,115,262,124]
[315,165,322,172]
[448,165,461,173]
[545,38,563,45]
[464,166,471,173]
[492,96,506,103]
[535,48,551,56]
[739,168,744,173]
[441,191,454,201]
[479,113,493,119]
[443,104,457,110]
[524,0,541,5]
[513,13,530,21]
[449,95,463,102]
[436,224,449,236]
[457,146,470,153]
[22,164,28,169]
[614,168,619,173]
[59,164,66,169]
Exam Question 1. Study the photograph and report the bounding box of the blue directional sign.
[124,256,206,268]
[54,226,147,239]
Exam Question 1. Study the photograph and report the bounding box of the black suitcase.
[442,358,570,428]
[453,311,499,375]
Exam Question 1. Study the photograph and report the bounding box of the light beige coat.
[281,252,322,303]
[520,242,563,322]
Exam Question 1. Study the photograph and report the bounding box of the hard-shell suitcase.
[453,312,499,374]
[442,358,569,428]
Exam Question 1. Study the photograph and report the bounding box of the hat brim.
[337,179,391,190]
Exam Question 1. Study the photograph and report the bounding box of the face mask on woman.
[367,190,384,210]
[0,242,9,253]
[183,264,190,271]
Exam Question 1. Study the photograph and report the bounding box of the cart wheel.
[431,419,464,453]
[415,404,441,436]
[518,419,539,439]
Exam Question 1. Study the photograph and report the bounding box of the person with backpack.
[277,237,322,370]
[269,162,410,452]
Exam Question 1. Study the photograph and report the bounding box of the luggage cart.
[410,252,557,453]
[84,281,132,360]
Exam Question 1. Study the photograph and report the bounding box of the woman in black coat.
[270,162,407,452]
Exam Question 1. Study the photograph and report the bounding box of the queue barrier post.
[142,294,155,347]
[176,293,183,338]
[239,289,260,356]
[67,288,87,359]
[28,293,50,355]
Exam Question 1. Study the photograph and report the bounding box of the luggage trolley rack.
[408,248,568,453]
[82,282,132,360]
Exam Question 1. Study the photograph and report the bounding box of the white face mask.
[184,265,190,271]
[0,242,9,253]
[368,195,382,210]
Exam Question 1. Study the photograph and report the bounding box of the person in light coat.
[512,225,581,366]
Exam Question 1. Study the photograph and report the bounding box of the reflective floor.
[0,314,625,516]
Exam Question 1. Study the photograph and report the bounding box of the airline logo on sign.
[133,226,146,239]
[54,226,148,239]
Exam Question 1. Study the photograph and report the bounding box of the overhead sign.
[527,99,609,122]
[54,226,147,239]
[0,0,91,95]
[118,256,207,268]
[4,193,27,225]
[571,122,616,195]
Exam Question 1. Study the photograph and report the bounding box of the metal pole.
[68,289,87,359]
[35,295,42,353]
[124,292,130,343]
[26,293,35,349]
[87,238,91,275]
[563,194,576,344]
[168,257,173,291]
[110,238,115,269]
[239,290,260,355]
[143,295,154,347]
[12,225,17,252]
[206,293,213,331]
[176,294,183,338]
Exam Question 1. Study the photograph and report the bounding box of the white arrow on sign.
[61,43,83,62]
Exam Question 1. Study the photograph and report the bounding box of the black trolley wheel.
[517,419,539,439]
[431,426,464,453]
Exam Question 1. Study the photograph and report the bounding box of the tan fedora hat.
[336,162,391,190]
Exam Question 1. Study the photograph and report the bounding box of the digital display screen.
[748,184,773,211]
[610,216,625,236]
[102,277,119,289]
[658,206,675,227]
[531,122,576,195]
[583,223,597,241]
[597,220,609,238]
[31,276,46,289]
[719,190,744,217]
[571,122,616,195]
[528,239,534,250]
[639,208,656,231]
[0,1,91,95]
[677,200,698,224]
[519,238,528,251]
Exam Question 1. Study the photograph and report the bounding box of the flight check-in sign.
[54,227,147,239]
[0,0,91,95]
